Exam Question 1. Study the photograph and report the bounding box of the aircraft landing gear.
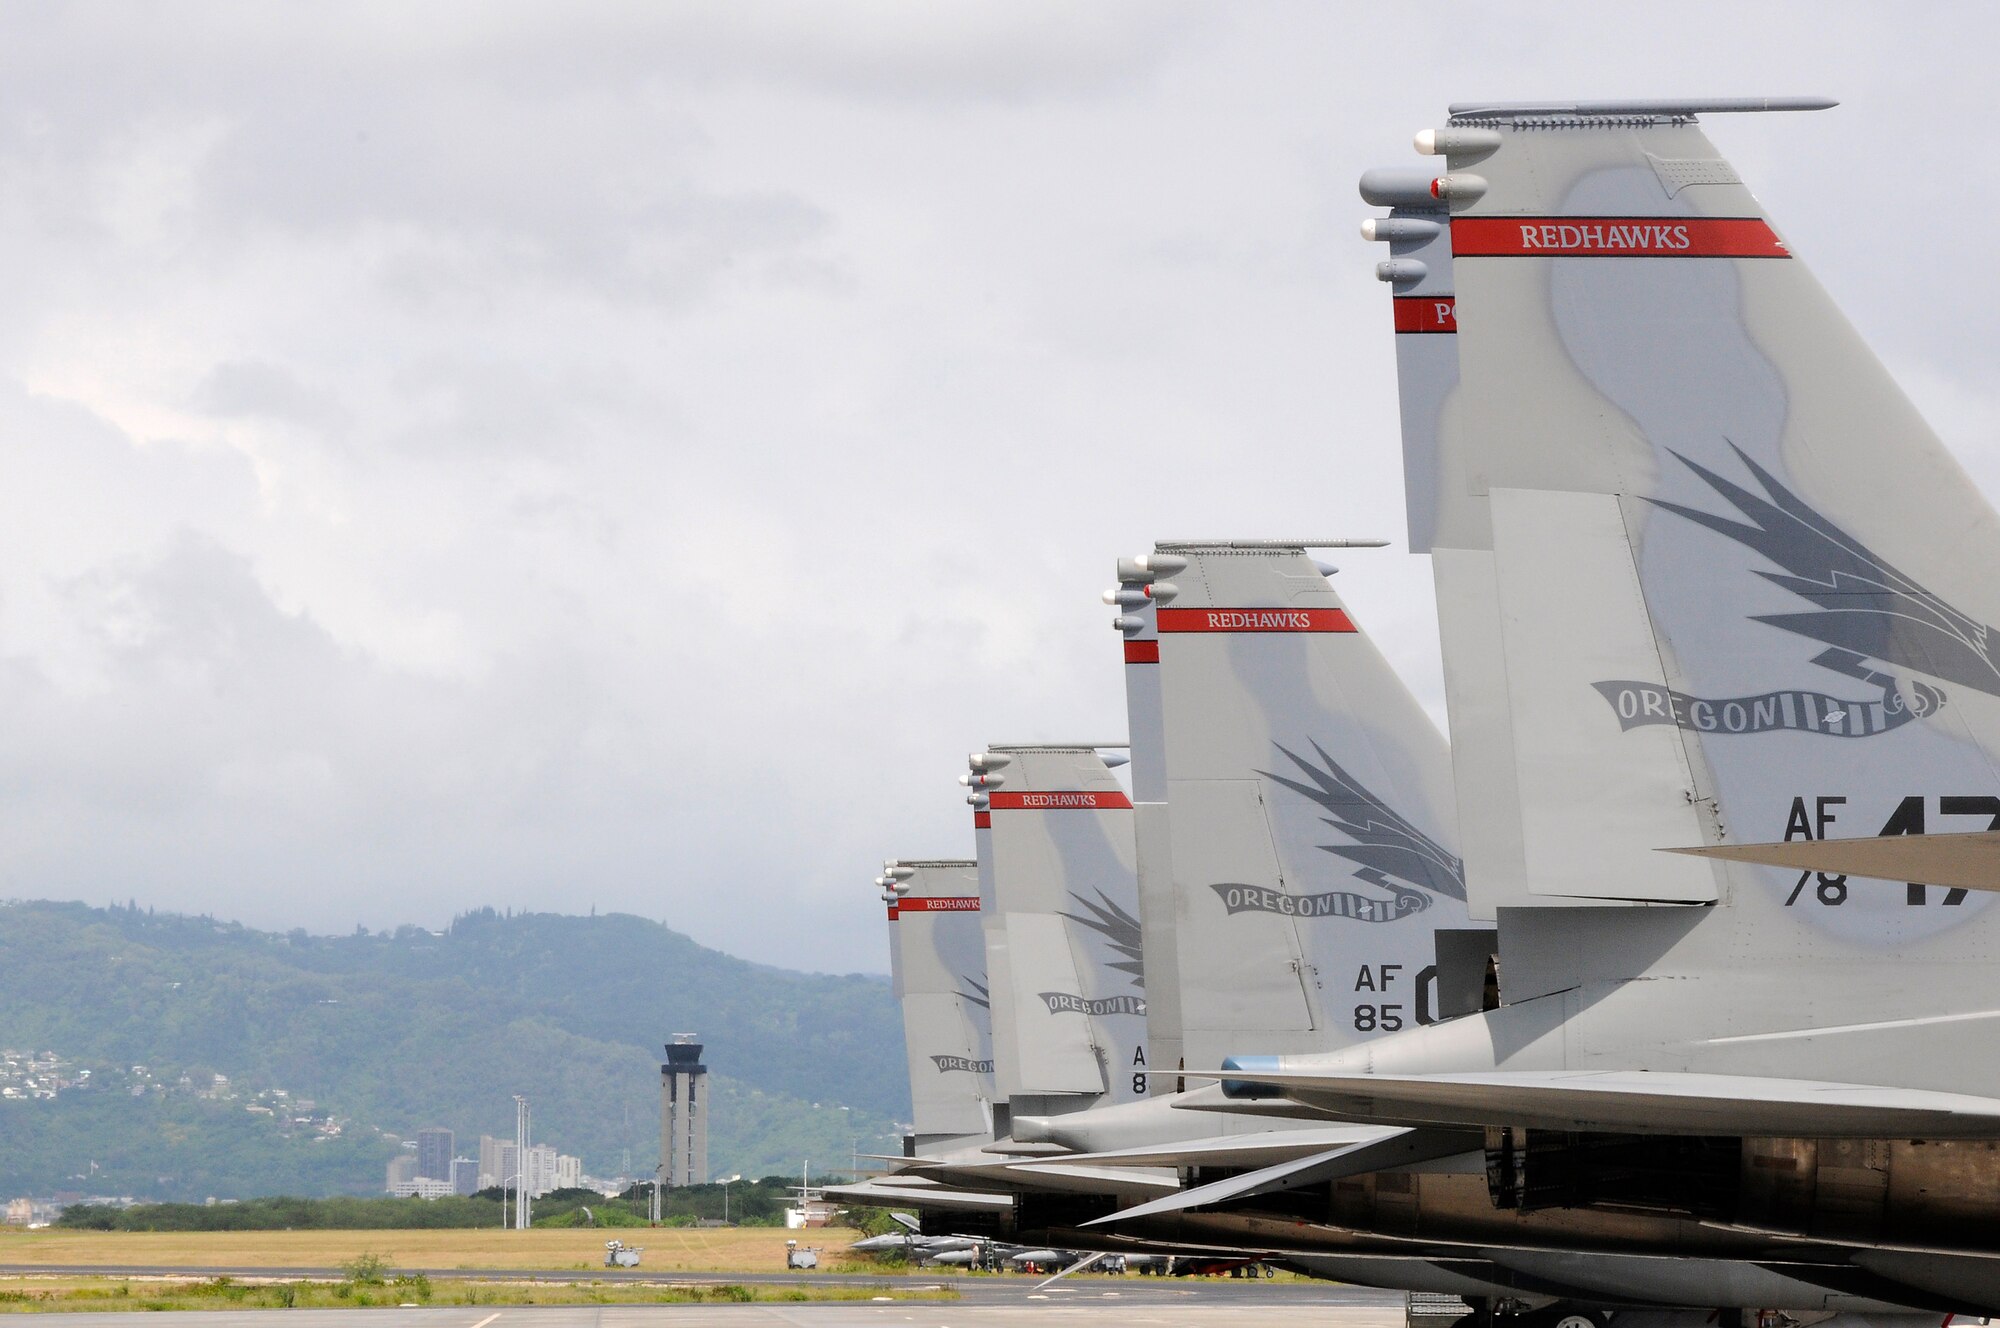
[1479,1303,1610,1328]
[1533,1312,1609,1328]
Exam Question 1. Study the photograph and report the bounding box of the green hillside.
[0,901,905,1201]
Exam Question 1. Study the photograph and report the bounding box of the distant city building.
[522,1143,582,1196]
[476,1135,580,1197]
[416,1127,454,1181]
[3,1197,64,1226]
[524,1143,556,1197]
[477,1135,515,1191]
[389,1176,456,1200]
[661,1037,709,1187]
[385,1153,418,1193]
[451,1157,479,1196]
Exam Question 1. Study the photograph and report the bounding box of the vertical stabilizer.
[883,858,995,1153]
[1352,102,2000,1079]
[1130,543,1473,1069]
[968,745,1147,1118]
[1112,555,1183,1089]
[1360,169,1543,921]
[1358,171,1457,557]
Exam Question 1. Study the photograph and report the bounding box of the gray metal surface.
[1446,97,1837,119]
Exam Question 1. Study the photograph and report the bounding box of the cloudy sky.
[1,2,1992,972]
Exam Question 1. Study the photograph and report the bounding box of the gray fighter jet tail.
[968,745,1147,1120]
[1368,99,2000,990]
[1113,542,1475,1074]
[1260,98,2000,1129]
[881,858,994,1153]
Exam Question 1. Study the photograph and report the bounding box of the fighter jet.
[1191,98,2000,1312]
[848,1215,995,1266]
[848,1216,1083,1272]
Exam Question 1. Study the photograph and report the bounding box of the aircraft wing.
[1215,1068,2000,1137]
[1086,1127,1478,1226]
[1667,832,2000,893]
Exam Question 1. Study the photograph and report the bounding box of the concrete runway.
[0,1273,1407,1324]
[0,1296,1404,1328]
[0,1267,1403,1304]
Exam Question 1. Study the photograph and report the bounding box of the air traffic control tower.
[660,1036,709,1187]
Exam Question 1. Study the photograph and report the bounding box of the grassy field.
[0,1276,956,1313]
[0,1227,878,1275]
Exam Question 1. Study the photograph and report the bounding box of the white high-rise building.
[478,1132,581,1197]
[477,1135,518,1191]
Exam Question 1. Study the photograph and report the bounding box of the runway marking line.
[470,1313,502,1328]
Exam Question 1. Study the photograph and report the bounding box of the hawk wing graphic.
[958,978,990,1011]
[1061,888,1145,988]
[1262,739,1467,903]
[1655,444,2000,699]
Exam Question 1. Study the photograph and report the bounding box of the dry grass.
[0,1273,956,1313]
[0,1226,877,1275]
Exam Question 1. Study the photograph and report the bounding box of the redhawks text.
[1519,222,1691,251]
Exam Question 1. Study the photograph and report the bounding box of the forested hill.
[0,901,904,1201]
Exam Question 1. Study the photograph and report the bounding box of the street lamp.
[512,1095,532,1231]
[500,1172,522,1229]
[720,1174,742,1225]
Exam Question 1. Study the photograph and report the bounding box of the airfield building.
[660,1037,709,1187]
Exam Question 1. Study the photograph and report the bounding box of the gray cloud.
[0,2,1994,971]
[196,360,351,427]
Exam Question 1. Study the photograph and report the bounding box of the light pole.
[513,1095,531,1230]
[500,1172,523,1229]
[720,1174,742,1225]
[650,1163,663,1224]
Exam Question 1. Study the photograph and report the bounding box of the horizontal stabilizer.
[1216,1068,2000,1138]
[1667,833,2000,893]
[902,1158,1179,1198]
[1086,1126,1477,1226]
[1021,1124,1395,1170]
[821,1181,1015,1213]
[1170,1092,1353,1122]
